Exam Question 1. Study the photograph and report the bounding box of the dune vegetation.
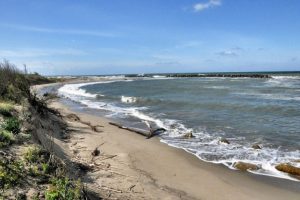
[0,60,87,200]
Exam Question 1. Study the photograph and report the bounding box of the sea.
[57,72,300,181]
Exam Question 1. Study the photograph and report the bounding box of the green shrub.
[42,162,50,174]
[45,177,82,200]
[0,159,24,189]
[1,117,20,134]
[28,165,40,177]
[24,146,50,163]
[0,130,14,147]
[24,147,42,163]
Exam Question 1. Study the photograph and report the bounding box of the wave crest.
[121,96,138,103]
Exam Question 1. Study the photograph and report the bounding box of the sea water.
[58,73,300,181]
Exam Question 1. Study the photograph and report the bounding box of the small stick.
[98,155,117,161]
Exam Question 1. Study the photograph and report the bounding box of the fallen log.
[109,122,150,137]
[109,122,167,138]
[147,127,167,139]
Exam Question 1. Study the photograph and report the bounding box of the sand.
[33,82,300,200]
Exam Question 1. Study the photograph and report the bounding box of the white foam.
[271,75,300,80]
[103,75,126,79]
[204,86,229,89]
[58,80,132,100]
[152,75,166,78]
[234,92,300,101]
[58,82,99,99]
[121,96,137,103]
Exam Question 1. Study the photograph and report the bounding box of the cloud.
[194,0,222,12]
[1,24,118,37]
[216,50,237,57]
[231,46,243,51]
[155,61,180,66]
[152,54,176,60]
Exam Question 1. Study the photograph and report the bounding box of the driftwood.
[147,127,167,139]
[109,122,151,137]
[109,122,167,139]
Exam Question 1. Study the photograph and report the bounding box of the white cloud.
[1,24,118,37]
[194,0,222,12]
[216,50,237,57]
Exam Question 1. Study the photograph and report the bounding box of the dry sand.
[33,82,300,200]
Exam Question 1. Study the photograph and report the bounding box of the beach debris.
[98,155,118,162]
[143,121,167,139]
[72,142,78,146]
[275,163,300,176]
[92,147,100,157]
[74,161,94,172]
[251,144,262,150]
[233,162,259,171]
[73,149,79,154]
[109,121,167,139]
[81,120,104,132]
[219,138,230,144]
[42,92,59,101]
[109,122,150,137]
[182,131,195,139]
[65,113,80,122]
[91,125,103,133]
[147,127,167,139]
[129,184,136,191]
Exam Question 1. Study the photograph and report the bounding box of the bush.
[45,177,82,200]
[2,117,20,134]
[0,158,24,189]
[0,130,14,147]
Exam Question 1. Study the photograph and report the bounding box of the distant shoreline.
[46,71,300,78]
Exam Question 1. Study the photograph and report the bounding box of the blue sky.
[0,0,299,75]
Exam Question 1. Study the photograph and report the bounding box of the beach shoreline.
[33,80,300,200]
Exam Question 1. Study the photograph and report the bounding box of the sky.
[0,0,299,75]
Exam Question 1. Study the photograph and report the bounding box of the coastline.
[33,81,300,200]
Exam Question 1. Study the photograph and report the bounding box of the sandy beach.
[31,81,300,200]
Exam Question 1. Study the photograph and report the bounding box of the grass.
[1,117,21,134]
[0,130,14,147]
[0,102,14,117]
[45,177,82,200]
[24,146,45,163]
[0,60,30,103]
